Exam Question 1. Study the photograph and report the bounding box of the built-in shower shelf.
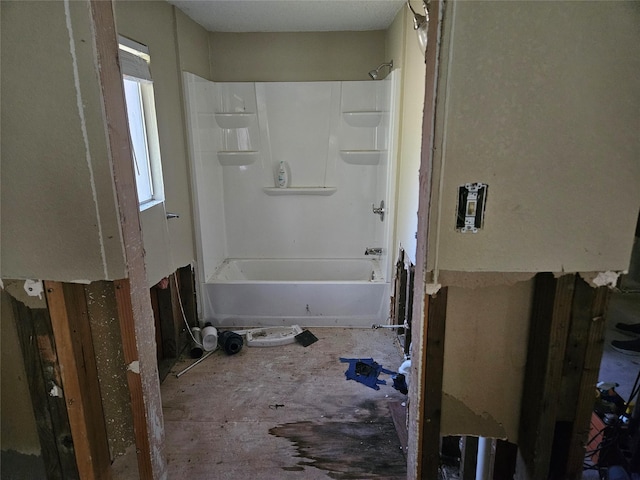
[342,111,383,128]
[217,151,259,166]
[214,113,256,128]
[339,150,382,165]
[262,187,337,196]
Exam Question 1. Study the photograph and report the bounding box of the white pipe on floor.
[475,437,491,480]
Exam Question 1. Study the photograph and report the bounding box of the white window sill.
[139,199,164,212]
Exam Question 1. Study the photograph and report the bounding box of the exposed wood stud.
[420,287,448,478]
[460,436,479,480]
[408,0,444,476]
[113,278,154,479]
[405,265,415,358]
[10,297,79,480]
[564,281,610,479]
[518,273,576,479]
[90,0,167,477]
[44,281,112,480]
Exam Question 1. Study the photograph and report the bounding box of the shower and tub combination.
[183,67,398,328]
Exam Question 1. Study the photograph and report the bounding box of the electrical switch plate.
[456,183,488,233]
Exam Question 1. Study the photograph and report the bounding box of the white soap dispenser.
[277,161,288,188]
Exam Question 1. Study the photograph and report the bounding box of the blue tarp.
[339,357,397,390]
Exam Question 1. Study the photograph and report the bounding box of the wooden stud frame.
[11,297,80,479]
[408,0,445,477]
[44,282,112,480]
[90,1,167,478]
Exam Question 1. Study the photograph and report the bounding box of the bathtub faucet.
[365,247,383,256]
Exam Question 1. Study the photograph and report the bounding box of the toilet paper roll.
[202,325,218,352]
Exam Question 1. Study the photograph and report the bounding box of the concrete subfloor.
[583,290,640,480]
[116,328,408,479]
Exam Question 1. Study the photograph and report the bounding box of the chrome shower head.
[368,60,393,80]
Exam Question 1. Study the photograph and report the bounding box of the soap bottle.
[277,161,288,188]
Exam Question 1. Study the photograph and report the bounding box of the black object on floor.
[218,330,244,355]
[295,329,318,347]
[611,338,640,356]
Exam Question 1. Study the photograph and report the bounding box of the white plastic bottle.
[277,161,288,188]
[202,322,218,352]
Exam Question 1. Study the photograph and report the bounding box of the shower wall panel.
[183,73,395,282]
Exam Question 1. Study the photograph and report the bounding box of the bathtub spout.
[365,247,383,256]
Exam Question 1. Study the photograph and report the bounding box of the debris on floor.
[340,357,397,390]
[242,325,304,347]
[218,330,243,355]
[295,329,318,347]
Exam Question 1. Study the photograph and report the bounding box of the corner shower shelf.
[214,113,256,129]
[262,187,337,196]
[339,150,382,165]
[217,151,259,166]
[342,111,383,128]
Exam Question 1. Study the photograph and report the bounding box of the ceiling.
[167,0,407,33]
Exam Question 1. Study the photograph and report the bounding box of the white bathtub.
[201,258,390,328]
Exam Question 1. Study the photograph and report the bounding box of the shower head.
[368,60,393,80]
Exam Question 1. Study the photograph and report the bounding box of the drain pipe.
[475,437,492,480]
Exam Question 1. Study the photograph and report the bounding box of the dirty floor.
[115,327,408,479]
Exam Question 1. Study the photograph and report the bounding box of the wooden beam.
[517,273,576,479]
[405,265,415,357]
[90,0,167,477]
[10,297,79,480]
[44,281,112,480]
[397,257,408,329]
[564,280,610,479]
[420,287,448,478]
[460,436,479,480]
[408,0,444,477]
[113,278,154,479]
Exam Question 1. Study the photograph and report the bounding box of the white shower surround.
[183,72,397,327]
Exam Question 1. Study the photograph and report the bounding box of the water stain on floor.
[270,401,406,479]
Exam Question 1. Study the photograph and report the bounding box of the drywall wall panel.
[209,31,386,82]
[441,280,534,442]
[1,0,126,281]
[429,1,640,273]
[388,3,426,265]
[115,0,200,284]
[0,290,41,455]
[175,7,211,80]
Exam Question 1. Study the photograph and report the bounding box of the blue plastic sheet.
[339,357,397,390]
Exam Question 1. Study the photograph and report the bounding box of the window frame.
[118,36,164,211]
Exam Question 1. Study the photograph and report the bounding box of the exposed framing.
[11,296,79,479]
[407,0,445,477]
[89,1,167,477]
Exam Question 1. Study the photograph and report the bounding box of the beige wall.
[428,0,640,274]
[442,279,533,441]
[388,2,426,265]
[209,31,386,82]
[115,0,209,285]
[422,0,640,442]
[1,0,126,282]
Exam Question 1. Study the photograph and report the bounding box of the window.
[118,37,164,209]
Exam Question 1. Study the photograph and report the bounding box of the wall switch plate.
[456,183,488,233]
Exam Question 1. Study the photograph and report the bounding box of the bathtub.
[201,258,390,328]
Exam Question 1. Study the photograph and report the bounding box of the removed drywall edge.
[441,392,509,440]
[580,271,622,289]
[2,280,47,309]
[425,283,442,295]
